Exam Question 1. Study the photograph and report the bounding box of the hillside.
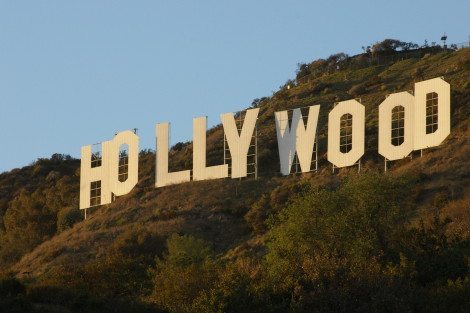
[1,44,469,313]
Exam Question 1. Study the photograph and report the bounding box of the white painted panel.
[155,123,191,187]
[109,130,139,196]
[221,108,259,178]
[327,100,365,168]
[296,105,320,172]
[192,116,228,181]
[80,130,139,210]
[275,105,320,175]
[413,77,450,149]
[80,141,112,210]
[275,110,295,175]
[378,92,414,160]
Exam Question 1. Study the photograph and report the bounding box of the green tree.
[264,173,416,312]
[150,234,218,313]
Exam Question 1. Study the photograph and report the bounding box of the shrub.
[264,173,417,311]
[244,194,272,234]
[0,277,25,297]
[262,173,470,312]
[348,83,367,96]
[371,39,419,55]
[0,277,33,313]
[193,261,263,313]
[57,206,82,232]
[150,234,218,313]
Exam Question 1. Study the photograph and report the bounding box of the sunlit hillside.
[1,41,469,313]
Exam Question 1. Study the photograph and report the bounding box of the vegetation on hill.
[1,40,469,312]
[0,154,79,268]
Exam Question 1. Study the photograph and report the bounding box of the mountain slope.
[0,45,469,313]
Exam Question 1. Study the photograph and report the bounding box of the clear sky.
[0,0,468,173]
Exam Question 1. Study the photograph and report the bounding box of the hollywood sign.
[80,77,450,210]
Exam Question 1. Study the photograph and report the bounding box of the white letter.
[378,92,414,160]
[108,130,139,196]
[193,116,228,181]
[155,123,191,187]
[221,108,259,178]
[80,130,139,210]
[327,100,365,168]
[413,77,450,150]
[275,105,320,175]
[80,142,112,210]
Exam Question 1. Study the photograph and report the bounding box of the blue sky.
[0,0,468,173]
